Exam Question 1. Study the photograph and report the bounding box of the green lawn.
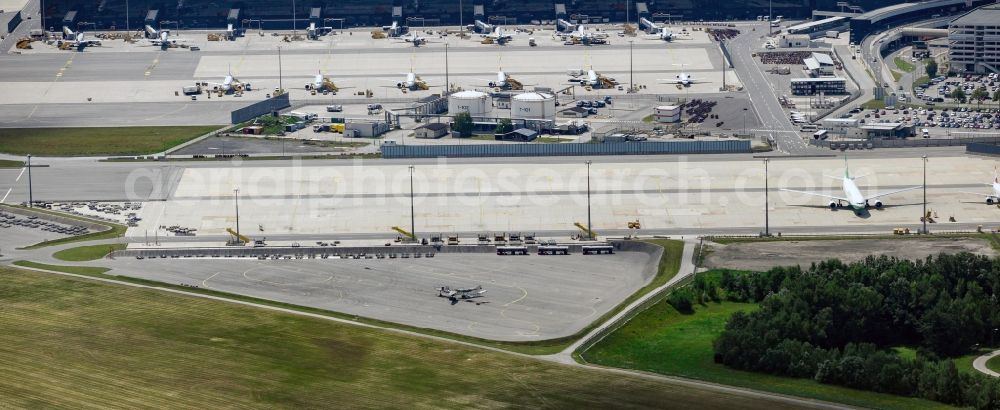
[14,238,685,357]
[894,57,916,73]
[988,355,1000,373]
[13,261,111,275]
[913,76,930,89]
[0,266,799,409]
[52,243,126,261]
[862,99,887,110]
[583,298,952,410]
[890,70,903,82]
[0,126,222,156]
[0,159,24,168]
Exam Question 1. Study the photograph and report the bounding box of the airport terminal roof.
[854,0,965,22]
[785,16,848,32]
[951,4,1000,26]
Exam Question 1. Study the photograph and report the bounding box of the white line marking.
[1,187,12,203]
[15,167,26,182]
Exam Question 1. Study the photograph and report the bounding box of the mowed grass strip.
[0,159,24,168]
[0,126,222,156]
[894,56,916,73]
[582,300,952,410]
[0,267,803,410]
[14,260,111,275]
[52,243,126,261]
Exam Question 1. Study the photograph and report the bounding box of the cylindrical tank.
[511,92,556,121]
[448,90,489,116]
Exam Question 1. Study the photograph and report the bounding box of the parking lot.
[99,250,657,341]
[913,73,1000,108]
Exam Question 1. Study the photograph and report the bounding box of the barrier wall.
[381,140,750,158]
[230,93,291,124]
[967,142,1000,156]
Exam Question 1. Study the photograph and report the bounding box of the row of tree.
[701,253,1000,408]
[450,112,513,136]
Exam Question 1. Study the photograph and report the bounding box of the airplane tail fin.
[844,155,850,180]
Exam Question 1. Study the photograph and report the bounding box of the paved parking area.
[100,251,656,341]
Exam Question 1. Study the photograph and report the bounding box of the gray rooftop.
[855,0,965,22]
[951,4,1000,26]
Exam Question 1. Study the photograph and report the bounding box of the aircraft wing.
[780,188,848,201]
[865,186,921,200]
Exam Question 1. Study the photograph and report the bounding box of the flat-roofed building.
[948,3,1000,74]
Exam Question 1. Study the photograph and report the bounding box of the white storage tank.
[448,90,490,116]
[511,92,556,121]
[653,105,681,123]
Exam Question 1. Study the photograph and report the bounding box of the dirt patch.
[704,238,997,271]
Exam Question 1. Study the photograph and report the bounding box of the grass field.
[13,260,111,275]
[989,355,1000,373]
[14,239,684,356]
[582,298,952,409]
[894,57,916,73]
[0,266,811,409]
[913,75,930,89]
[862,99,887,110]
[0,159,24,168]
[52,243,126,261]
[0,126,222,156]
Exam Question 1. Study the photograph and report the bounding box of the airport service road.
[727,24,814,155]
[92,252,655,341]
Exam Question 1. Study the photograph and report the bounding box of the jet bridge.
[474,19,493,33]
[639,17,659,32]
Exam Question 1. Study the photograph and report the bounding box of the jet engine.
[988,197,995,205]
[828,201,838,209]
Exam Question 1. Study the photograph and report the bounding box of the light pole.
[922,155,928,234]
[125,0,130,32]
[26,154,32,207]
[445,43,450,93]
[743,107,748,135]
[586,160,593,240]
[277,46,283,94]
[409,165,416,242]
[764,158,770,236]
[291,0,297,35]
[629,40,634,93]
[234,188,241,244]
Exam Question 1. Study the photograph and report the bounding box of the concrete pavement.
[973,350,1000,377]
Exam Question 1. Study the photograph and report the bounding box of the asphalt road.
[727,23,815,155]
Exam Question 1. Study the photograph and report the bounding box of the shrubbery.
[709,254,1000,409]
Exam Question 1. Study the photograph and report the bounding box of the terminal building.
[948,3,1000,74]
[784,16,849,38]
[848,0,993,44]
